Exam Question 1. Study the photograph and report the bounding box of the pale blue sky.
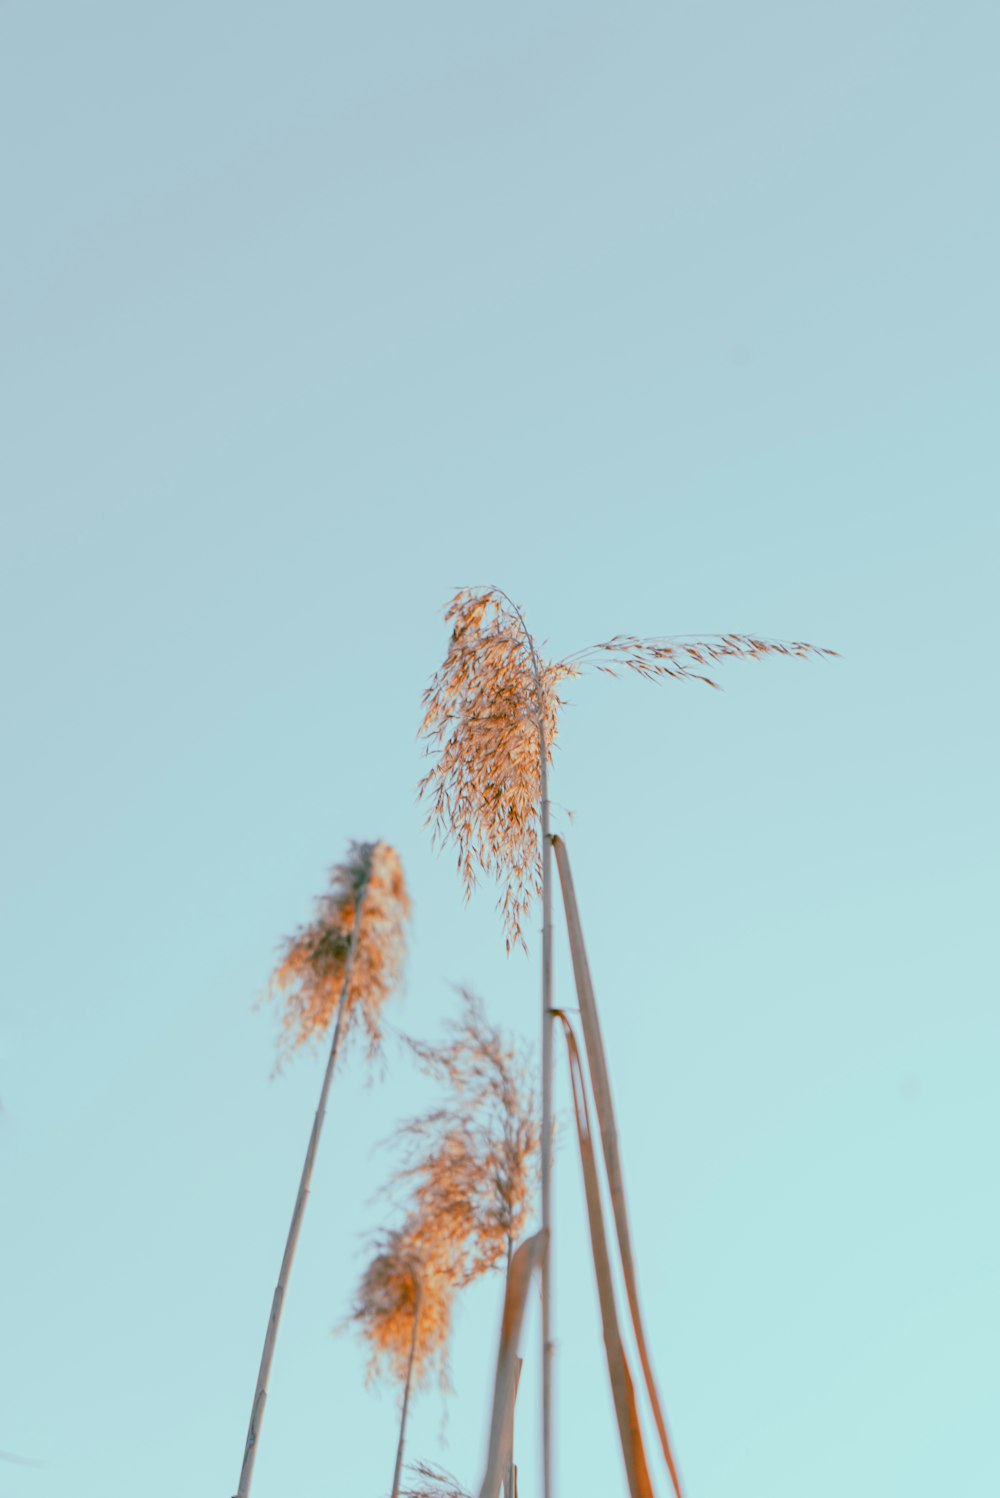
[1,4,997,1497]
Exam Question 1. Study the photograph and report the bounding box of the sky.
[1,2,997,1496]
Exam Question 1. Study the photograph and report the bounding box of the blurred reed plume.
[356,992,538,1498]
[349,1221,455,1393]
[400,1462,471,1498]
[349,1219,457,1498]
[390,989,540,1282]
[271,839,410,1062]
[234,839,411,1498]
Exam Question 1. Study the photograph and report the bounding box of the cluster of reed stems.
[227,586,830,1498]
[233,865,536,1498]
[418,586,833,1498]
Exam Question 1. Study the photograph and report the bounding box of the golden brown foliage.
[419,587,835,948]
[391,990,540,1284]
[348,1219,456,1393]
[270,840,410,1061]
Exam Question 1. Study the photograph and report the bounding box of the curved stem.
[552,1012,652,1498]
[550,836,684,1498]
[234,853,376,1498]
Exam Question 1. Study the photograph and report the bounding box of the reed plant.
[393,991,538,1498]
[355,991,539,1498]
[420,587,834,1498]
[390,989,539,1282]
[349,1219,455,1498]
[234,840,410,1498]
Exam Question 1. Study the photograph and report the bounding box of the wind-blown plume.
[349,1221,455,1393]
[390,990,540,1283]
[419,586,835,949]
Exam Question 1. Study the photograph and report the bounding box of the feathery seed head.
[420,587,835,949]
[391,990,540,1284]
[349,1218,456,1392]
[399,1461,471,1498]
[270,840,411,1061]
[418,589,575,951]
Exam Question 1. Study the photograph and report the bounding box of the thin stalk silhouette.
[348,1225,455,1498]
[552,834,683,1498]
[498,593,555,1498]
[391,1281,424,1498]
[553,1010,654,1498]
[234,840,410,1497]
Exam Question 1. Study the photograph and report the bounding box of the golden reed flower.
[419,587,835,950]
[391,990,540,1284]
[349,1220,456,1393]
[270,840,411,1061]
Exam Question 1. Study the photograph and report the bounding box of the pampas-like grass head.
[418,591,574,951]
[348,1220,455,1393]
[419,587,835,949]
[391,989,539,1284]
[270,840,410,1061]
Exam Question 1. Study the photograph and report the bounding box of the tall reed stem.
[390,1282,423,1498]
[478,1232,547,1498]
[551,836,684,1498]
[553,1012,652,1498]
[498,589,554,1498]
[540,772,553,1498]
[234,873,371,1498]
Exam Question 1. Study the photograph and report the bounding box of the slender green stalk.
[391,1282,423,1498]
[234,872,371,1498]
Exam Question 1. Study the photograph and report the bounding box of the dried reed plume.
[390,989,540,1283]
[418,591,570,952]
[349,1221,455,1393]
[349,1219,459,1498]
[234,839,410,1498]
[400,1462,471,1498]
[270,840,410,1061]
[419,587,833,1498]
[419,587,835,950]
